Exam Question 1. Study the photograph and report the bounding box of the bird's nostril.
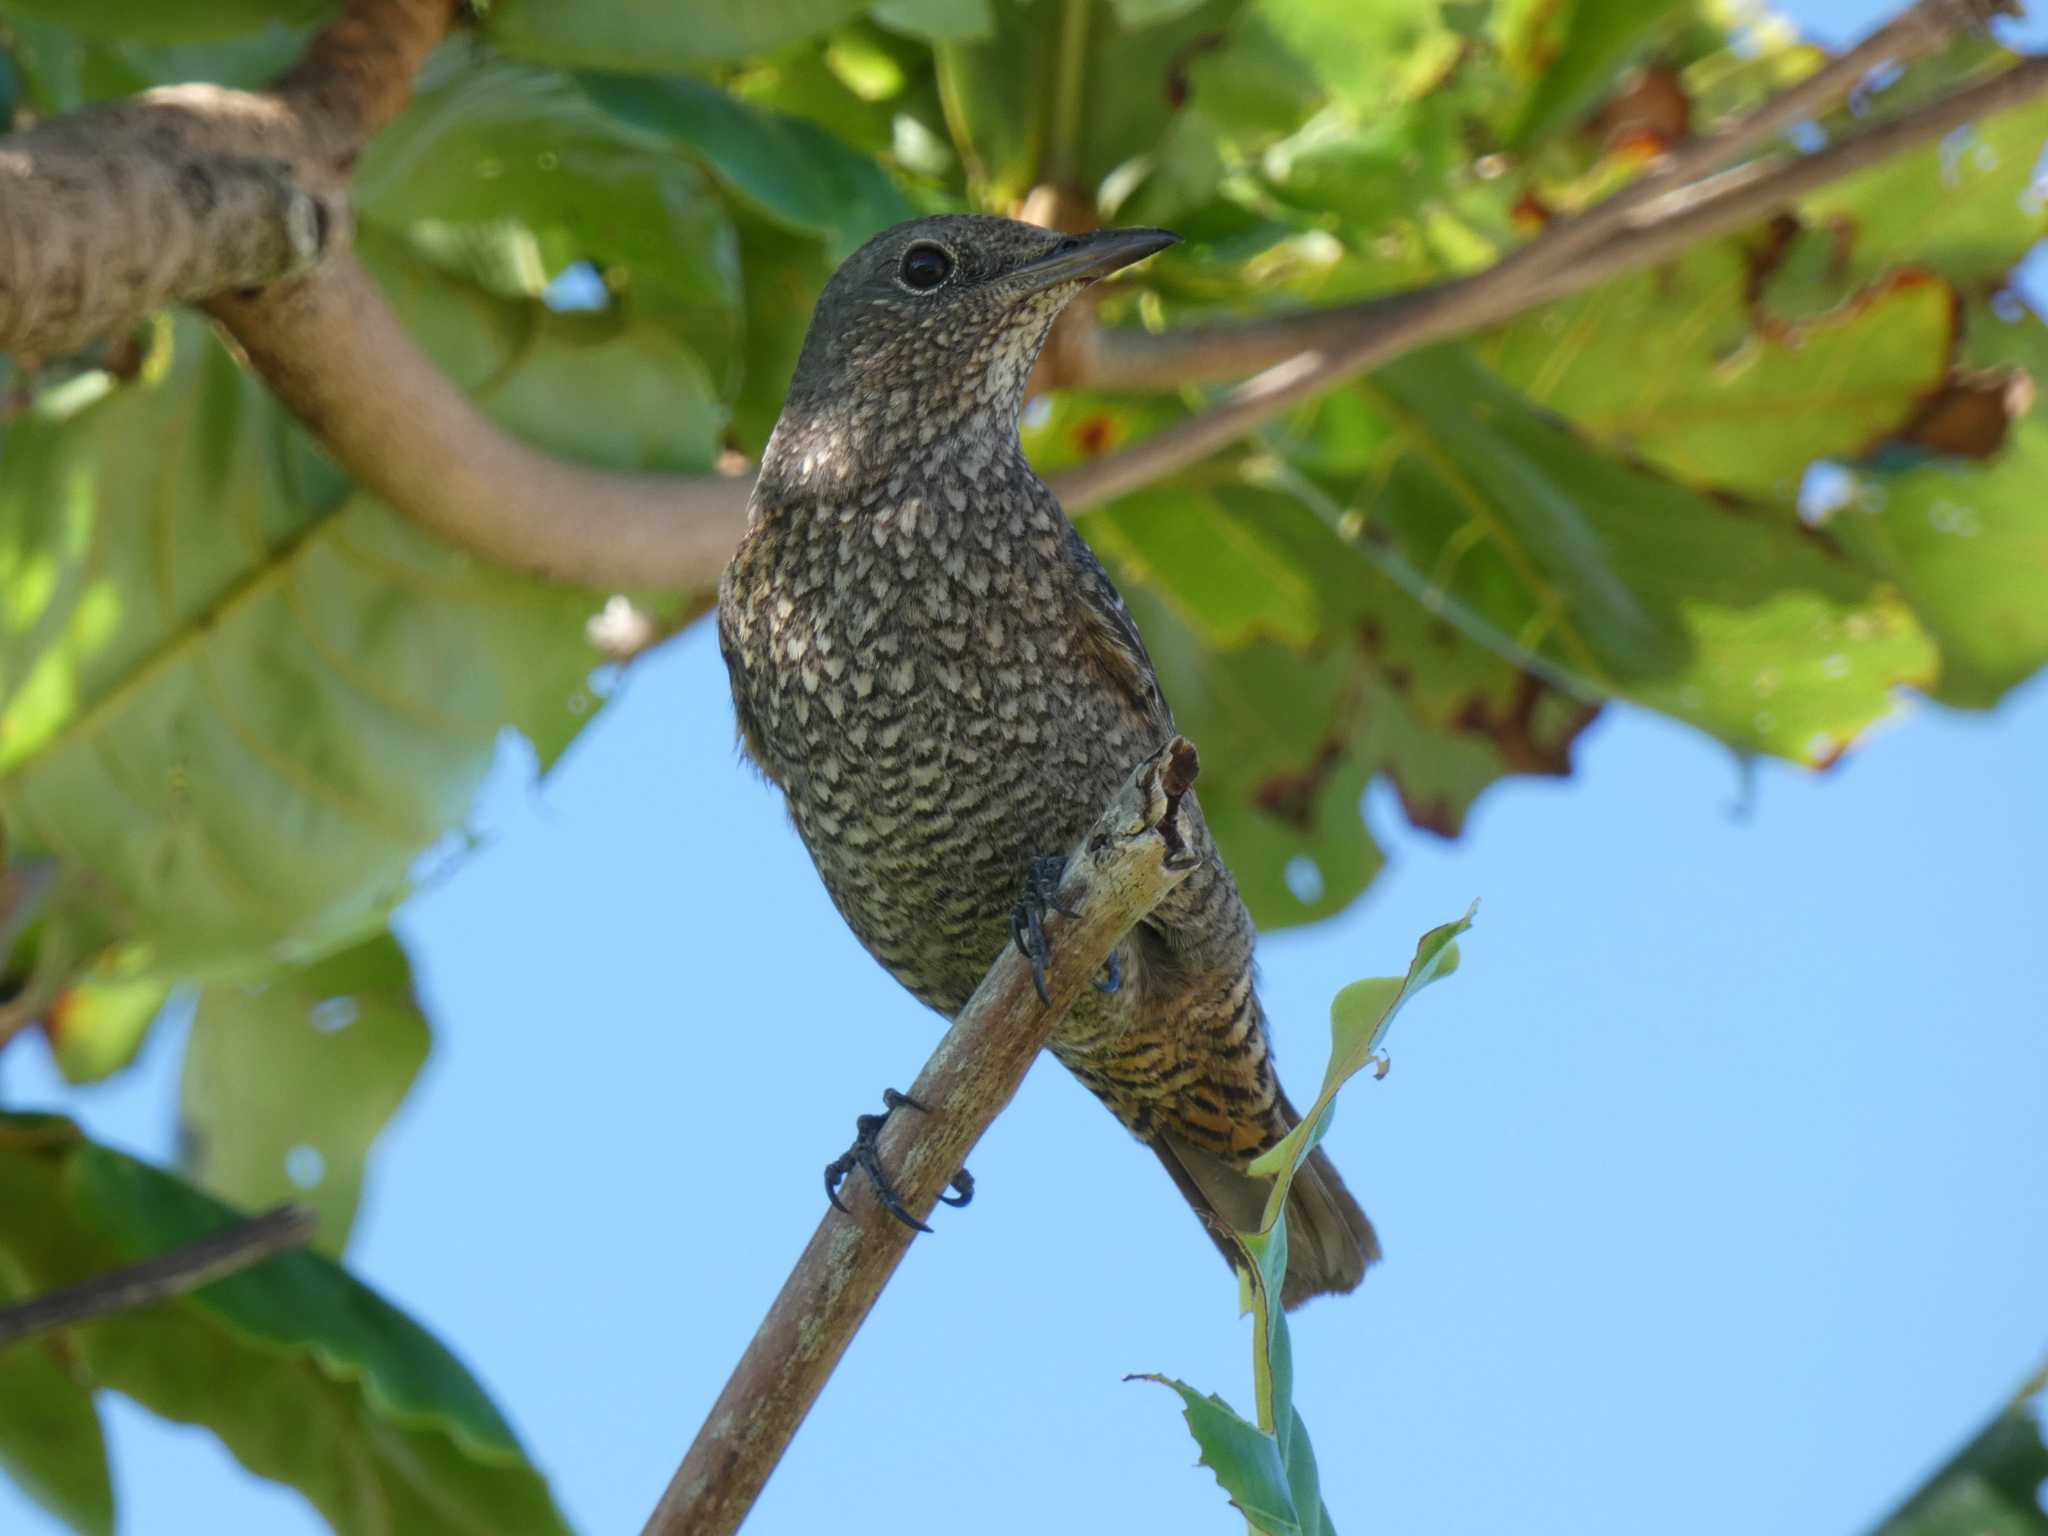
[1055,236,1083,253]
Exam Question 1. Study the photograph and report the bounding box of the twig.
[641,737,1205,1536]
[1050,52,2048,511]
[0,1205,316,1350]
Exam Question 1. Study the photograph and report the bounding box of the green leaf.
[1814,303,2048,709]
[0,0,327,46]
[1827,418,2048,709]
[1248,904,1472,1203]
[483,0,866,70]
[0,1114,569,1536]
[936,0,1246,208]
[1873,1365,2048,1535]
[1056,437,1591,931]
[356,52,739,316]
[1132,1375,1310,1536]
[0,315,608,981]
[871,0,995,42]
[577,71,914,262]
[1784,79,2048,314]
[179,933,429,1258]
[1481,246,1958,501]
[0,1334,113,1536]
[1323,348,1937,764]
[1501,0,1688,150]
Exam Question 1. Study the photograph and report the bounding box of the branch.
[208,255,752,591]
[640,737,1205,1536]
[1050,51,2048,511]
[0,1205,316,1350]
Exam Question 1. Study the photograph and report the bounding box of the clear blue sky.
[7,3,2048,1533]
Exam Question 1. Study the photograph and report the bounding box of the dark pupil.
[901,244,951,290]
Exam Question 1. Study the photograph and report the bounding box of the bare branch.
[640,737,1205,1536]
[0,1205,316,1351]
[1051,53,2048,512]
[208,255,751,592]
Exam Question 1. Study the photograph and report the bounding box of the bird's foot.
[1011,854,1124,1002]
[1011,854,1079,1004]
[824,1088,973,1232]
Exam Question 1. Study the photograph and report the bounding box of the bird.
[717,213,1378,1308]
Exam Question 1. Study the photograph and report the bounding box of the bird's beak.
[1011,227,1181,293]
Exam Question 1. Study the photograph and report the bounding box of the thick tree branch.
[0,1205,316,1350]
[641,737,1204,1536]
[208,255,751,590]
[1050,52,2048,512]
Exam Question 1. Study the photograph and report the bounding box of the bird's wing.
[1063,522,1175,734]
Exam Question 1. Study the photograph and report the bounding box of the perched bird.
[718,214,1378,1307]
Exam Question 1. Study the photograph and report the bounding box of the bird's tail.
[1146,1089,1379,1309]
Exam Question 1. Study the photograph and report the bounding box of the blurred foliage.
[2,0,2046,1529]
[1871,1359,2048,1536]
[0,1111,568,1534]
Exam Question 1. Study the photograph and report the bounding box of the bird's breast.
[723,486,1153,1010]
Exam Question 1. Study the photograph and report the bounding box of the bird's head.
[762,214,1178,492]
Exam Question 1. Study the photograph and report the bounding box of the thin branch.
[1050,52,2048,512]
[641,737,1205,1536]
[208,254,752,591]
[0,1205,316,1351]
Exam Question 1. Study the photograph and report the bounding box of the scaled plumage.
[718,214,1377,1306]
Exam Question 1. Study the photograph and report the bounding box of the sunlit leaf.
[179,933,429,1258]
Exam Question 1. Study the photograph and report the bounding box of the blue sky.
[6,2,2048,1533]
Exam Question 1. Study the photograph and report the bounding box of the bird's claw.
[823,1088,972,1232]
[1094,950,1121,995]
[1012,853,1078,1005]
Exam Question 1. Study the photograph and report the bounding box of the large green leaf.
[1786,82,2048,313]
[577,70,914,261]
[1036,386,1593,930]
[936,0,1245,208]
[179,932,429,1258]
[0,1113,568,1535]
[355,52,740,318]
[1480,245,1957,501]
[483,0,866,71]
[0,315,609,981]
[1302,348,1937,764]
[0,1325,113,1536]
[0,0,327,46]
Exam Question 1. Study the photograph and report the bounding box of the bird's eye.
[899,242,954,292]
